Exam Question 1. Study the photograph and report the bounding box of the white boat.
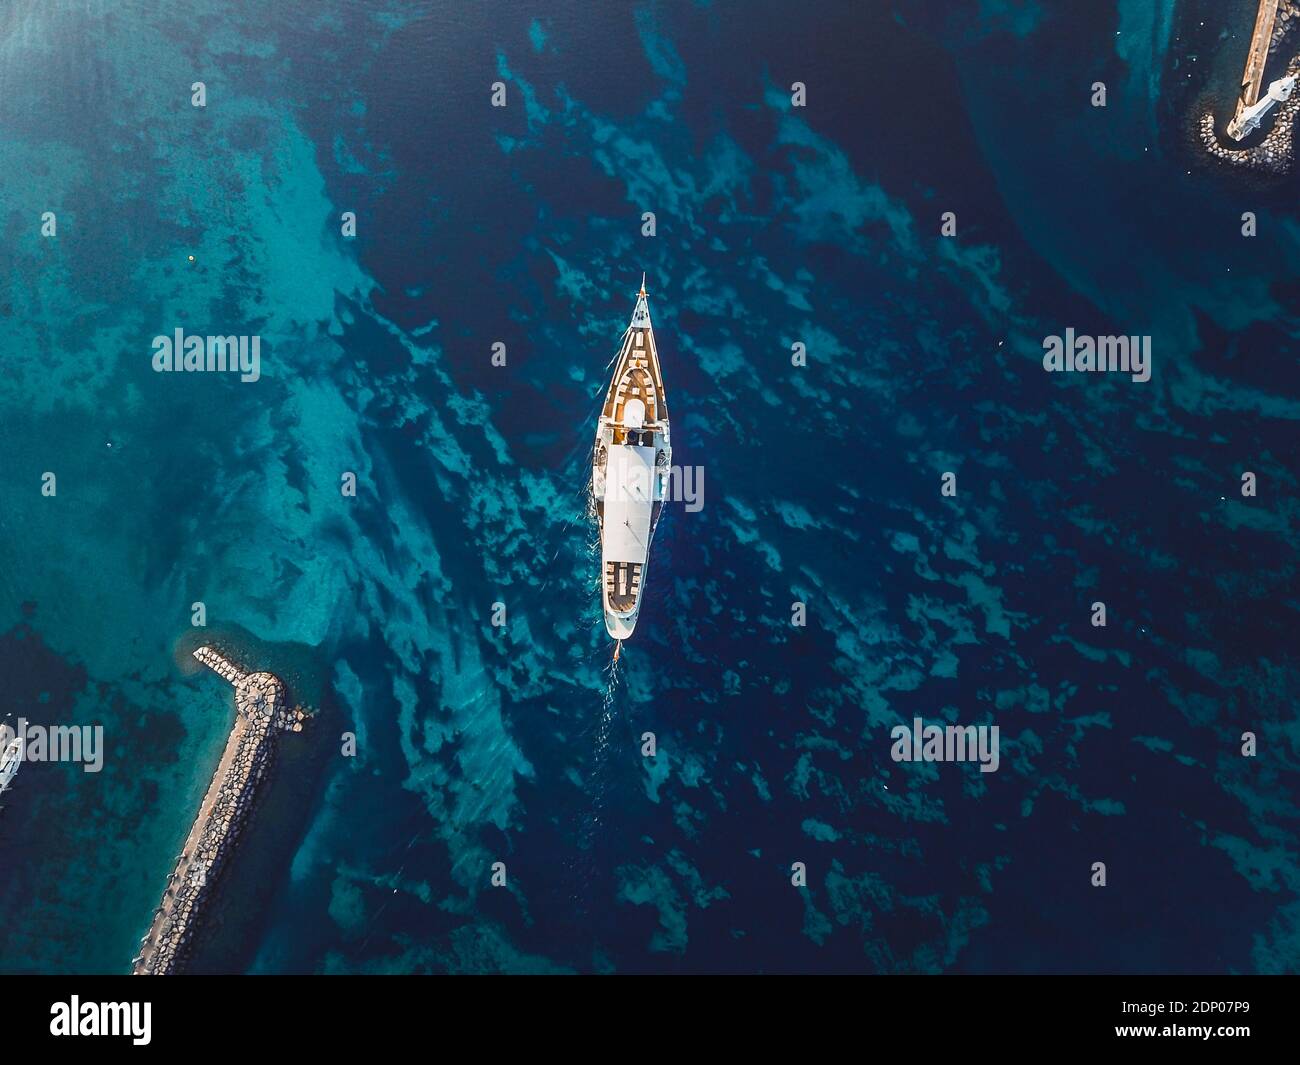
[592,276,672,645]
[0,717,22,799]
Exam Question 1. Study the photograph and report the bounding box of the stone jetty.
[131,647,304,975]
[1200,85,1299,174]
[1203,0,1300,173]
[1233,0,1281,131]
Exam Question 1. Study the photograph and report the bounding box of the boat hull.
[593,281,671,642]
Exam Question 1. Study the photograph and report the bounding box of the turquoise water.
[0,0,1297,974]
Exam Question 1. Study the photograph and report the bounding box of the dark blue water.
[0,0,1296,974]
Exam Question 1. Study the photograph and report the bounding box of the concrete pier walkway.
[132,647,302,975]
[1204,0,1300,172]
[1236,0,1282,123]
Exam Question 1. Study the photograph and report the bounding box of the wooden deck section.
[600,292,669,430]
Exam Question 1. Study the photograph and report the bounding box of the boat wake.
[602,643,622,704]
[567,279,670,913]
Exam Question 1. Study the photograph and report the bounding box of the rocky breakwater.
[131,647,305,975]
[1200,60,1300,175]
[1202,2,1300,174]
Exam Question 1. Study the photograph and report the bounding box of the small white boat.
[592,276,672,645]
[0,716,23,799]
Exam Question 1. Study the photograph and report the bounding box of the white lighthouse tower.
[1228,72,1297,140]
